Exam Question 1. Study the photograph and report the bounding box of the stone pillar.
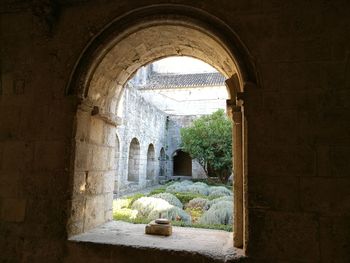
[226,74,245,249]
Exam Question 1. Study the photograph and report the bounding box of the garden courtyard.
[113,180,233,231]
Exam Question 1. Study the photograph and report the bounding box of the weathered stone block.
[1,198,26,222]
[34,141,67,171]
[319,216,350,263]
[75,110,90,142]
[248,176,299,211]
[103,171,115,193]
[247,210,320,261]
[330,146,350,177]
[84,195,105,231]
[90,145,109,171]
[300,177,350,216]
[85,171,104,195]
[89,117,104,144]
[2,141,33,172]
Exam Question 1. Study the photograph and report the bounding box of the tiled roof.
[137,72,225,89]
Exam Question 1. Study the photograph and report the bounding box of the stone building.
[114,62,227,195]
[1,1,350,263]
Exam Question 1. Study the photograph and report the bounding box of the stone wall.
[1,1,349,263]
[115,85,167,195]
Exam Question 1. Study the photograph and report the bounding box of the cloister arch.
[67,4,257,250]
[146,144,156,180]
[173,149,192,177]
[127,138,140,182]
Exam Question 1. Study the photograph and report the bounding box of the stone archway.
[67,5,257,249]
[127,138,140,182]
[173,150,192,177]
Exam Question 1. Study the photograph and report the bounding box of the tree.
[180,109,232,183]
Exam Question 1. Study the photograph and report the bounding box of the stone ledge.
[68,221,246,262]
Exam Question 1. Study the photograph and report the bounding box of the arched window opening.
[67,6,256,252]
[128,138,140,182]
[146,144,156,180]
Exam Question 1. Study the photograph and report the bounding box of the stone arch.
[68,4,257,248]
[173,150,192,177]
[146,144,156,180]
[159,147,166,177]
[127,138,140,182]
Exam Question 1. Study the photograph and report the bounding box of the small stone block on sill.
[145,220,172,236]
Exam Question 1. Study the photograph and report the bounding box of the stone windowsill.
[68,221,246,262]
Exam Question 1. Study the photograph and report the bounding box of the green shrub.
[166,182,190,193]
[113,198,131,210]
[206,196,233,209]
[113,208,138,221]
[208,186,232,199]
[148,188,166,196]
[180,180,194,185]
[151,192,183,208]
[186,197,209,210]
[131,196,191,223]
[131,197,171,217]
[173,192,208,204]
[199,201,233,225]
[128,193,146,207]
[148,206,191,224]
[188,184,209,195]
[192,182,208,188]
[208,186,232,195]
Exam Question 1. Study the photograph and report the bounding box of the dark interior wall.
[173,151,192,176]
[1,1,350,262]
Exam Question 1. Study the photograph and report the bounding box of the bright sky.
[152,56,217,74]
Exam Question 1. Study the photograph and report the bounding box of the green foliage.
[180,109,232,183]
[188,184,209,196]
[199,201,233,225]
[208,186,232,199]
[113,180,233,231]
[205,196,233,210]
[186,198,209,210]
[148,187,166,196]
[113,208,138,221]
[173,192,208,204]
[165,182,190,194]
[185,207,204,223]
[150,192,183,208]
[128,193,146,207]
[131,196,191,223]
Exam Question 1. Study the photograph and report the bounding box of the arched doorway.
[128,138,140,182]
[173,150,192,177]
[68,5,257,249]
[146,144,155,180]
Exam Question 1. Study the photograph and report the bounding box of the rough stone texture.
[0,1,349,263]
[68,221,244,263]
[116,85,167,194]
